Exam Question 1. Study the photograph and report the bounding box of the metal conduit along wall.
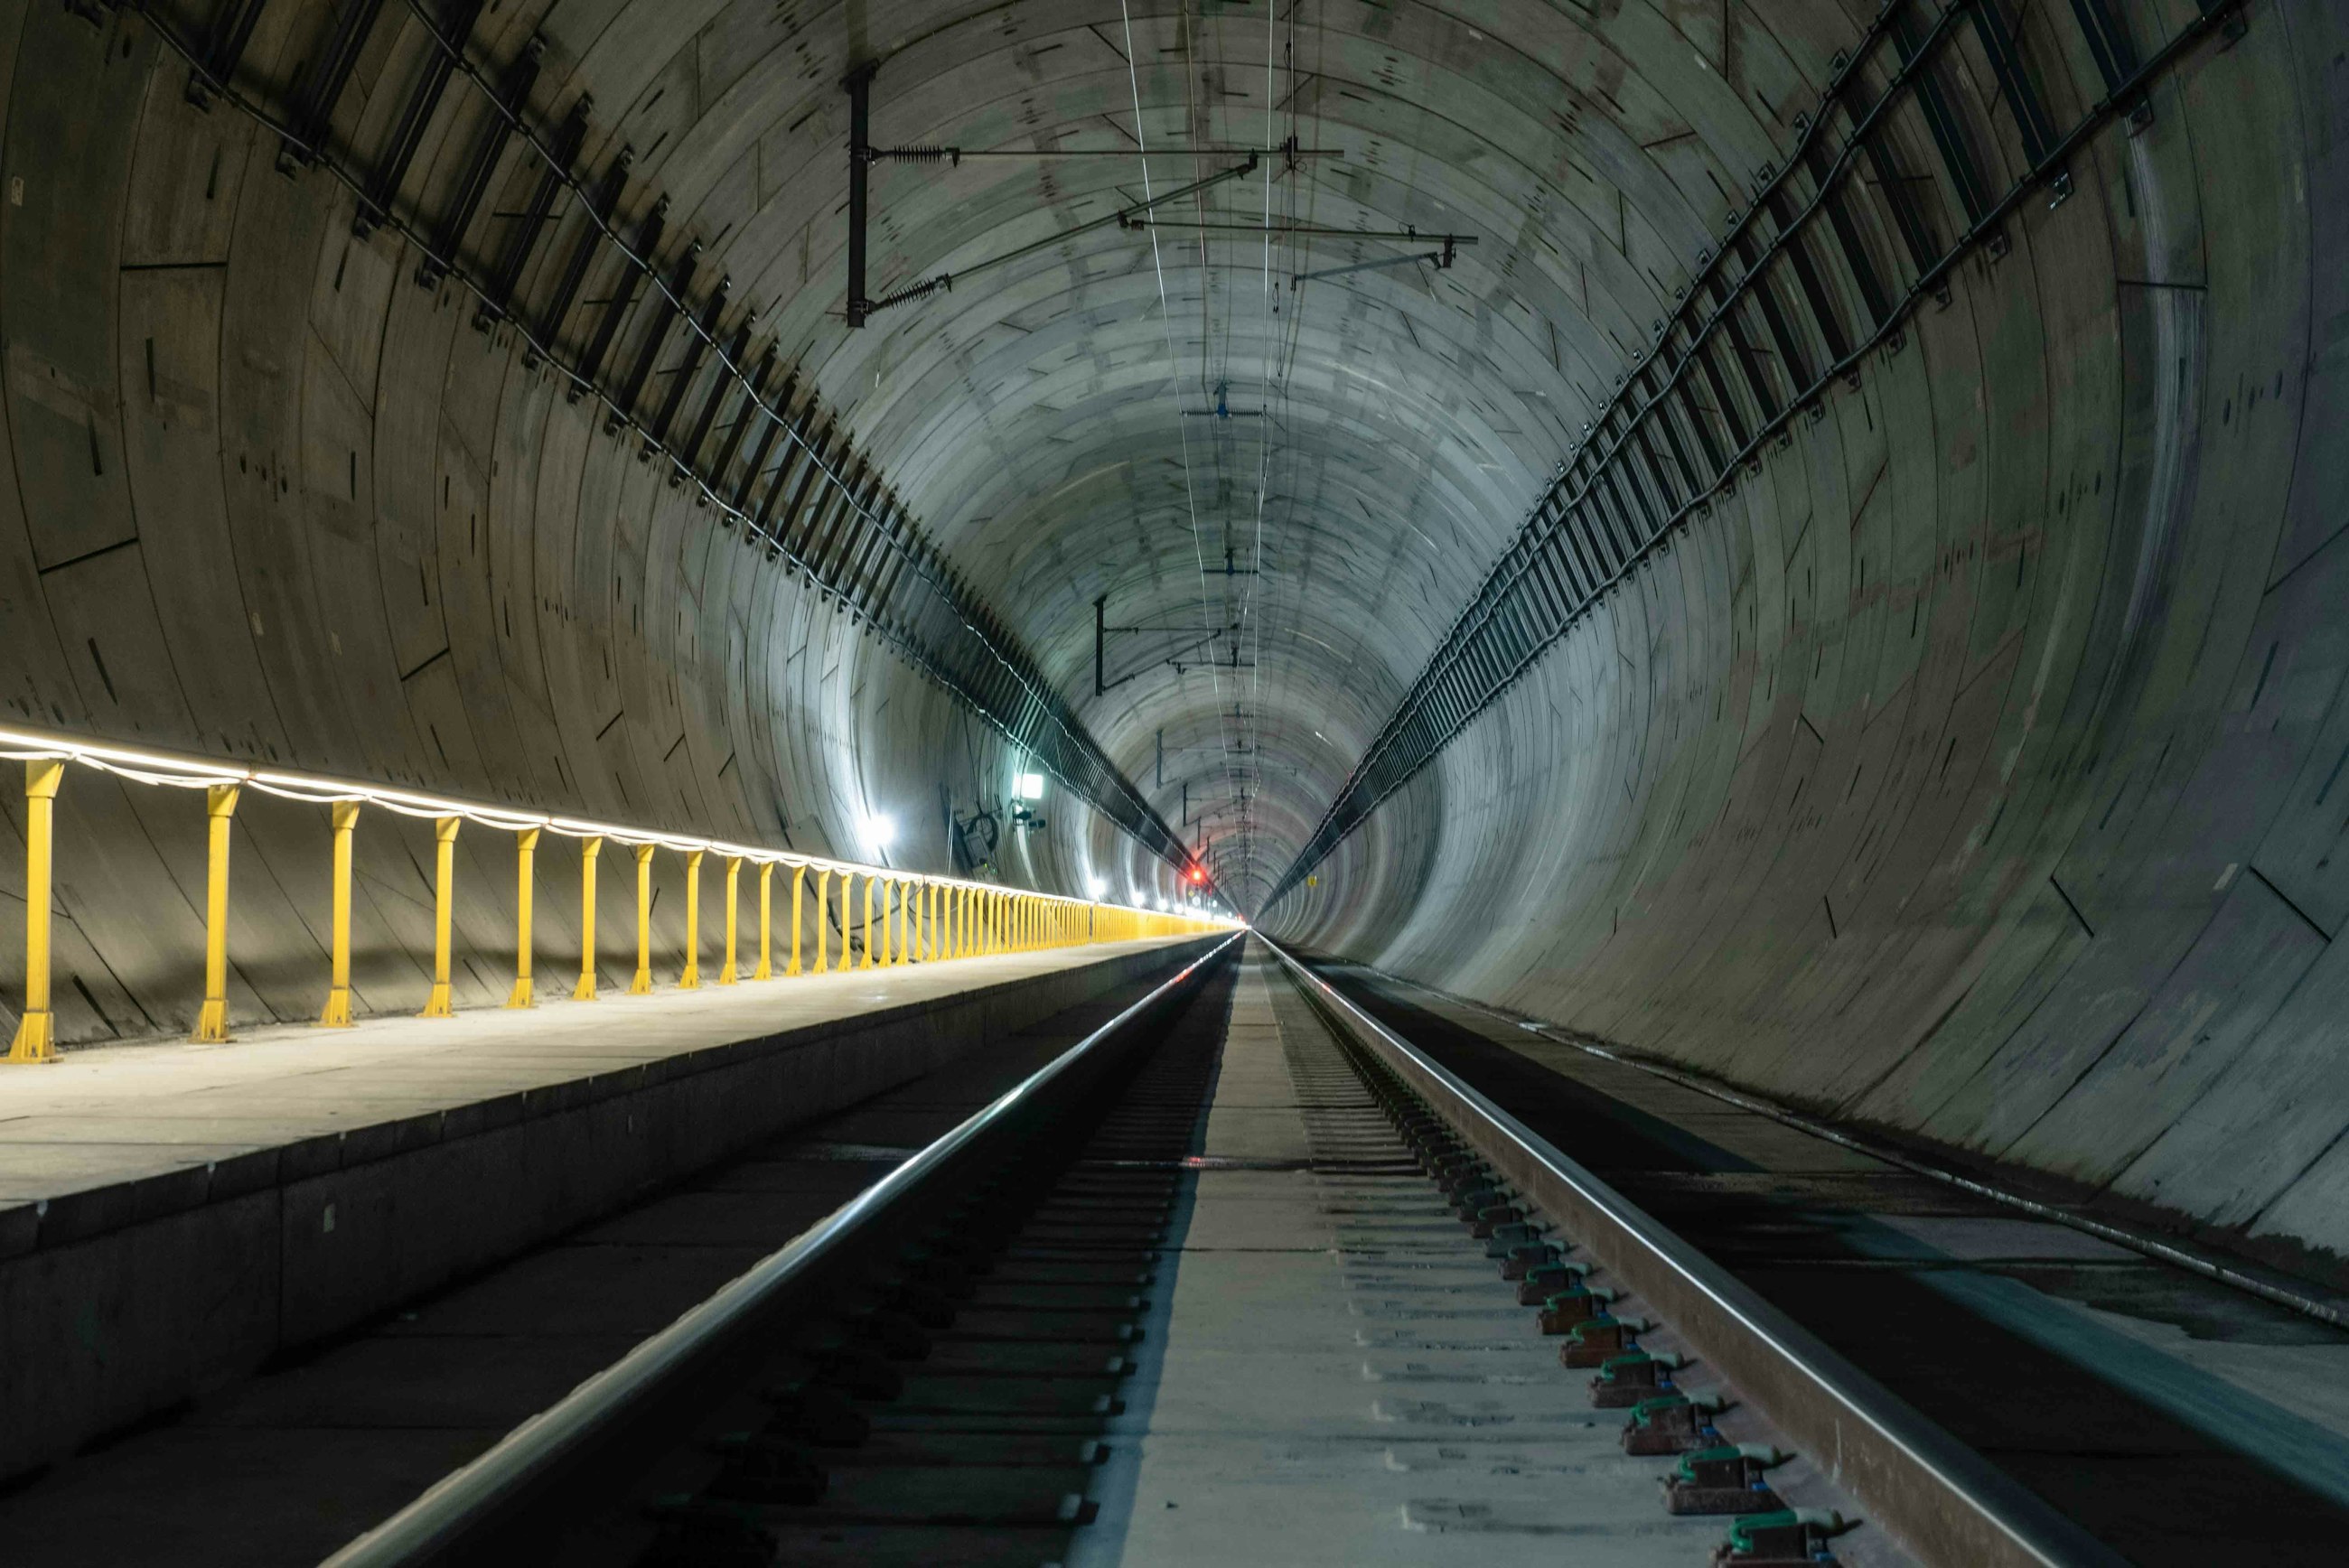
[0,0,1193,1046]
[1264,2,2349,1284]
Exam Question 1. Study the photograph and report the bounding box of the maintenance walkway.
[0,934,1212,1482]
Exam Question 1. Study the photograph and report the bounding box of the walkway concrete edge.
[0,938,1215,1482]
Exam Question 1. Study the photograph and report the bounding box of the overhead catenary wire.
[1117,0,1245,847]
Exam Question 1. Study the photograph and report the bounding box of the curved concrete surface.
[1,2,2344,1285]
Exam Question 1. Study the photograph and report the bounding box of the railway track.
[312,934,2349,1565]
[1284,946,2349,1568]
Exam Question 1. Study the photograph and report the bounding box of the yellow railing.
[0,726,1228,1062]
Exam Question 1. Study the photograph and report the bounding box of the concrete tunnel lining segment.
[2,0,2347,1293]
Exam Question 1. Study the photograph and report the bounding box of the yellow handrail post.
[786,865,804,975]
[320,799,358,1027]
[860,873,877,968]
[630,843,656,994]
[419,815,460,1018]
[718,854,742,985]
[881,879,896,966]
[680,849,705,989]
[6,759,64,1062]
[506,826,540,1008]
[192,783,241,1042]
[813,868,831,973]
[574,835,602,1001]
[754,861,774,981]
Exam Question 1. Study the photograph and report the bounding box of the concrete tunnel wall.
[1271,4,2349,1283]
[0,1,1172,1047]
[1,0,2344,1293]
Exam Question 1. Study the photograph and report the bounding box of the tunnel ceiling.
[18,0,2349,1281]
[467,0,1766,910]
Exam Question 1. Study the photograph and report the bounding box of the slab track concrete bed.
[0,936,1213,1483]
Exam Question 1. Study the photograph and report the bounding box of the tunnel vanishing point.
[0,0,2346,1560]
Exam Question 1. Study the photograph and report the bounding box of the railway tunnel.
[2,0,2346,1563]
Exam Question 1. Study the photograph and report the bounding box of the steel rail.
[323,931,1240,1567]
[134,0,1193,881]
[1265,0,2247,909]
[1258,935,2124,1568]
[1357,962,2349,1332]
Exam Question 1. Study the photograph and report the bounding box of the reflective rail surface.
[0,723,1231,1061]
[1261,936,2126,1568]
[321,930,1240,1567]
